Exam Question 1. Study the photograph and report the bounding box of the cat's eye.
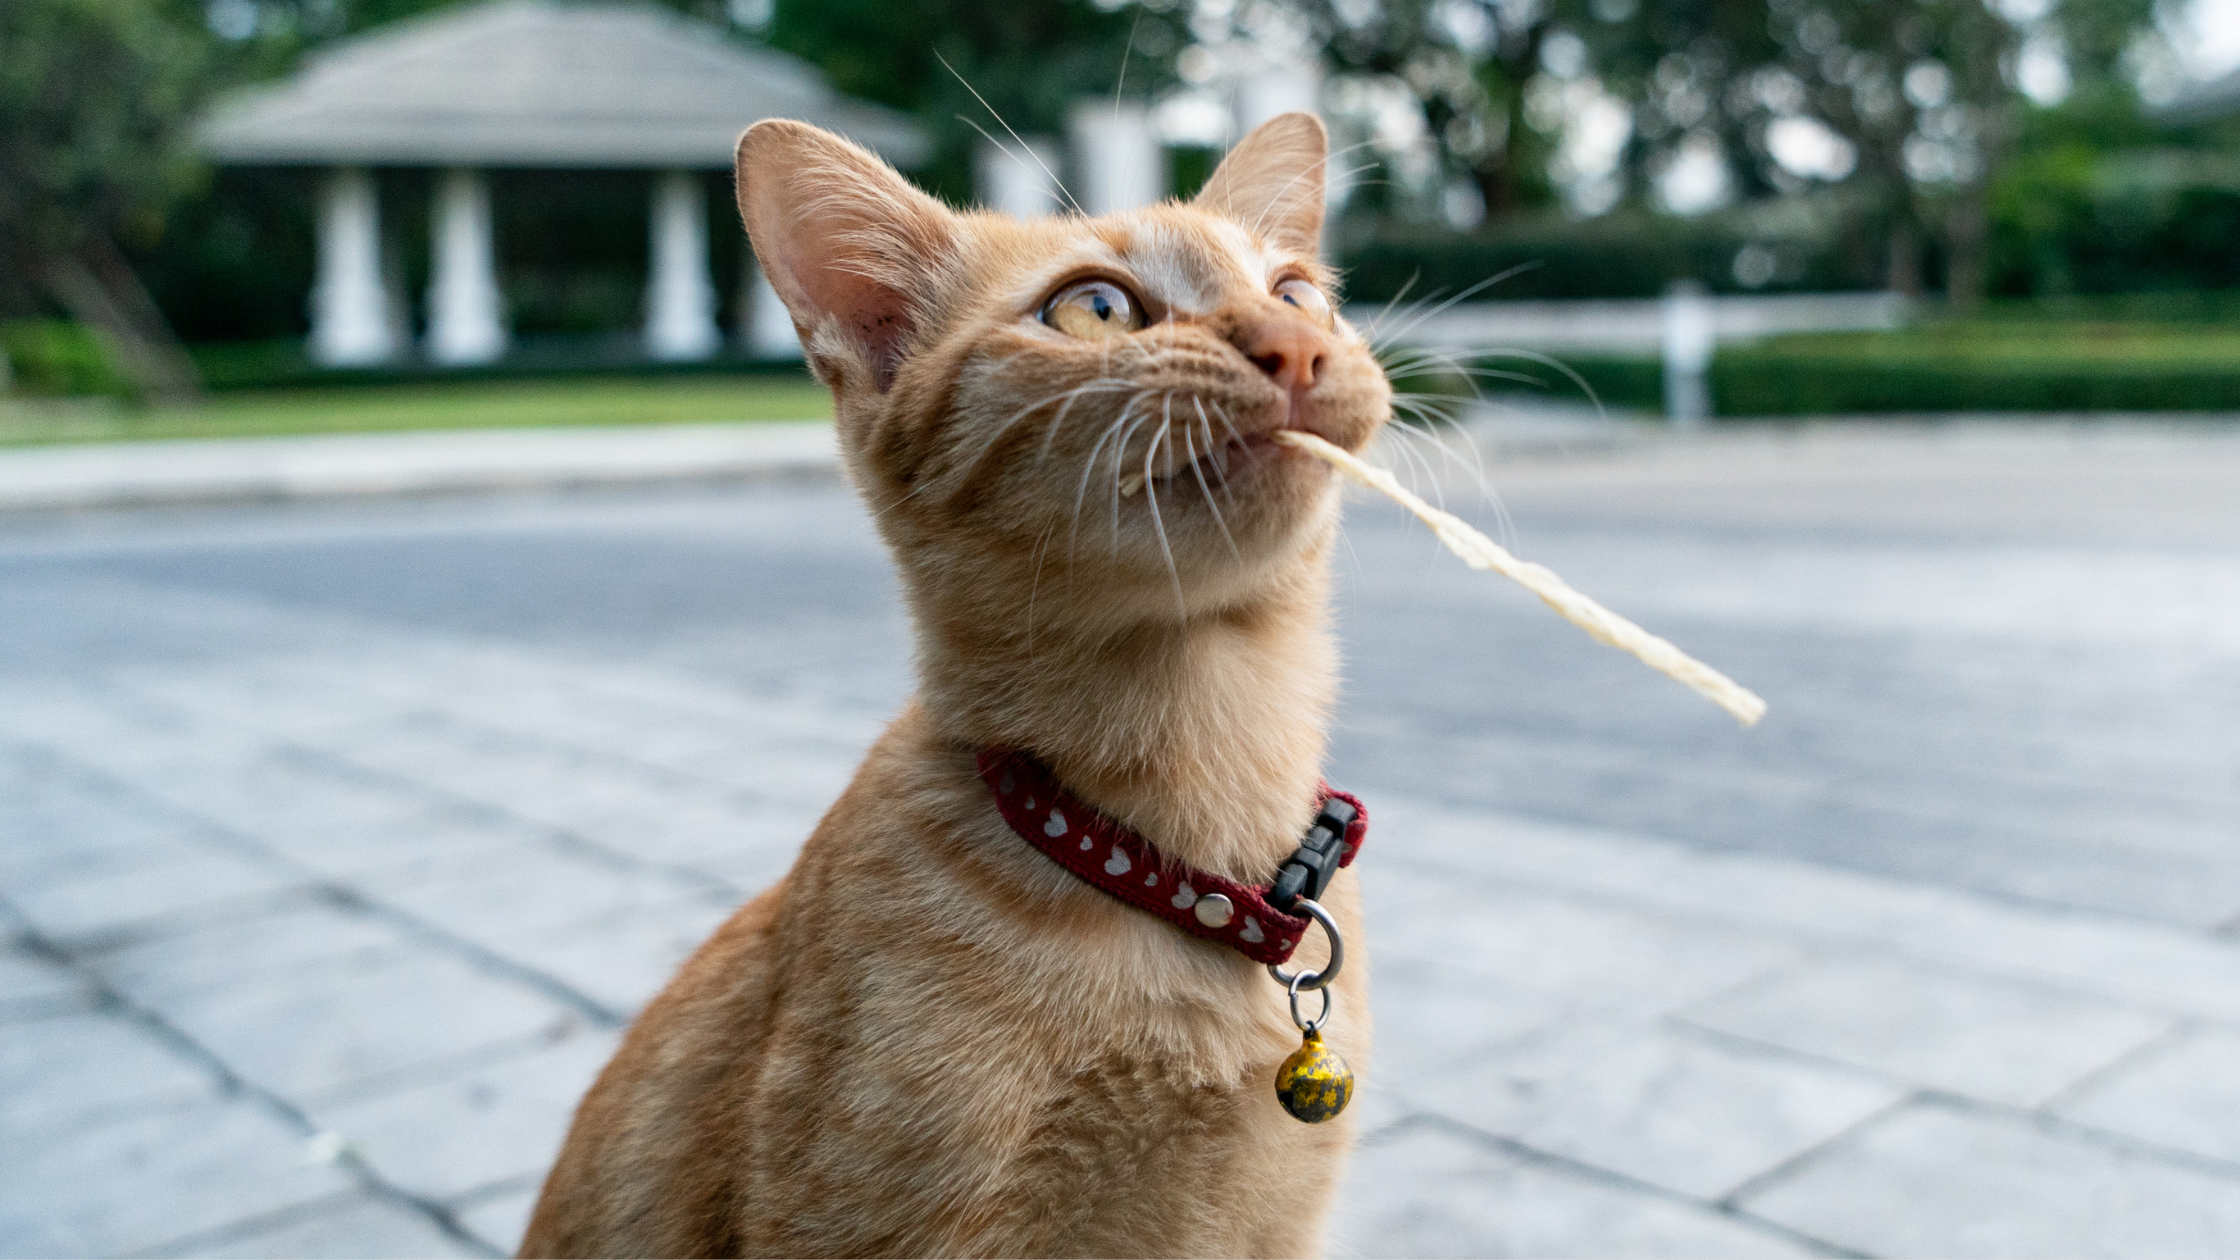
[1042,280,1144,341]
[1274,277,1332,325]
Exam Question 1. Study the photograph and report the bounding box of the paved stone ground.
[4,419,2239,1258]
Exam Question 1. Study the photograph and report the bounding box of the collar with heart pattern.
[974,748,1367,967]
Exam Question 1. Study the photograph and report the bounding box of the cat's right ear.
[735,120,957,392]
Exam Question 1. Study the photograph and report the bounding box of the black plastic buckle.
[1270,796,1358,914]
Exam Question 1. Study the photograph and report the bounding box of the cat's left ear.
[1193,112,1328,256]
[736,120,957,392]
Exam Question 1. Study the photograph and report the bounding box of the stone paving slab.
[1406,1012,1906,1201]
[2051,1026,2240,1167]
[10,595,2239,1255]
[1680,954,2175,1109]
[0,1098,356,1257]
[0,1008,222,1136]
[1737,1102,2240,1258]
[166,1195,485,1260]
[3,436,2238,1256]
[307,1032,621,1202]
[149,946,576,1104]
[1327,1125,1814,1259]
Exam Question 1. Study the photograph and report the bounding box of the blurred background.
[1,0,2237,420]
[4,1,2240,1259]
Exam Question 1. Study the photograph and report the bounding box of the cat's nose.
[1236,315,1330,395]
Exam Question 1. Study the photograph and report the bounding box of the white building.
[197,0,927,367]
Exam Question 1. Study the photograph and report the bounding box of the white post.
[1232,54,1334,241]
[644,170,720,361]
[747,265,803,359]
[974,136,1064,220]
[310,168,395,366]
[1234,56,1323,135]
[1662,279,1714,428]
[427,168,506,365]
[1068,103,1164,215]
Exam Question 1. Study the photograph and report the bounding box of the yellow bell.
[1274,1030,1354,1123]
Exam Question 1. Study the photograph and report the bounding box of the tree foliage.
[1282,0,2162,299]
[0,0,214,397]
[764,0,1187,201]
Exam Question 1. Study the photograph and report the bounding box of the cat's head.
[736,113,1389,617]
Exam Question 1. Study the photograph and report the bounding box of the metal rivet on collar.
[1193,893,1235,928]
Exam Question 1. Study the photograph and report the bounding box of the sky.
[2186,0,2240,78]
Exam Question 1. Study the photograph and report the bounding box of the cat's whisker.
[938,50,1086,217]
[1241,144,1377,241]
[935,381,1139,507]
[1100,395,1162,555]
[1142,415,1188,618]
[1377,421,1444,511]
[1106,403,1158,554]
[1359,272,1423,344]
[1380,344,1551,393]
[1183,401,1243,562]
[1387,403,1492,500]
[1369,262,1545,357]
[1013,378,1135,465]
[1388,402,1518,548]
[1070,392,1149,562]
[1364,289,1448,357]
[969,379,1132,467]
[1024,524,1054,664]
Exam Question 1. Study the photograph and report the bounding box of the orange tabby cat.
[519,111,1391,1259]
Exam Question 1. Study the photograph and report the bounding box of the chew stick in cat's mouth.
[1274,429,1768,727]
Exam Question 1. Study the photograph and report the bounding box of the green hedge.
[187,337,819,392]
[1458,323,2240,416]
[1712,354,2240,415]
[0,321,132,398]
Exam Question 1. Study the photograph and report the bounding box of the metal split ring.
[1267,897,1343,993]
[1287,970,1334,1034]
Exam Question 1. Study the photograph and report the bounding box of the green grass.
[0,376,835,447]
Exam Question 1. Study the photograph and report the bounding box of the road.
[4,419,2239,1257]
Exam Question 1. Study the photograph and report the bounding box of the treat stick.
[1275,429,1768,727]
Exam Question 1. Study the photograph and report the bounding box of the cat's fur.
[520,112,1391,1259]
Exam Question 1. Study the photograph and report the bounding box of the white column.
[1068,103,1164,215]
[1662,279,1714,428]
[309,168,395,366]
[747,266,803,359]
[426,168,506,365]
[1231,54,1338,232]
[644,170,720,361]
[1235,55,1323,133]
[974,136,1064,219]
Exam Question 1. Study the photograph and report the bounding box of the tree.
[1305,0,2160,301]
[0,0,215,401]
[764,0,1188,202]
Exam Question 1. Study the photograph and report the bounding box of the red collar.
[975,749,1368,966]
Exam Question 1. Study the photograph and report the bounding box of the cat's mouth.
[1117,429,1281,499]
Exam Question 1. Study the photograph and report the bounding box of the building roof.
[199,0,929,169]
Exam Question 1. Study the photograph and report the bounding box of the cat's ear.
[735,120,957,392]
[1193,112,1328,256]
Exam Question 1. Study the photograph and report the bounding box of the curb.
[0,421,842,513]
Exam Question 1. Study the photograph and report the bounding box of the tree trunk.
[38,233,201,405]
[1945,188,1989,311]
[1886,219,1922,297]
